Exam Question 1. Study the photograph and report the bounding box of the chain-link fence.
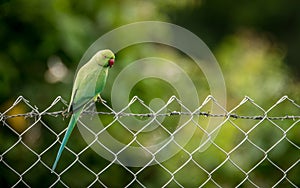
[0,95,299,187]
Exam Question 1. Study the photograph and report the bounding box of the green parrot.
[51,49,115,171]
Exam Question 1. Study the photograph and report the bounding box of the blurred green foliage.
[0,0,299,187]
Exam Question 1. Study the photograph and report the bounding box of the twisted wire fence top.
[2,95,300,120]
[0,95,299,187]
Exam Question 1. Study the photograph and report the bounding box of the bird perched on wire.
[52,49,115,171]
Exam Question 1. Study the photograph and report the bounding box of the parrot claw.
[96,95,106,104]
[62,108,72,118]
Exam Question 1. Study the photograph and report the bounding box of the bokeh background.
[1,0,299,187]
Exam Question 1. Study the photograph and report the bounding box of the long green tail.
[51,111,81,172]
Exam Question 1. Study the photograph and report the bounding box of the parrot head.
[96,49,115,68]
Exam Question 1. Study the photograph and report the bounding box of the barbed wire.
[0,95,299,187]
[1,95,299,121]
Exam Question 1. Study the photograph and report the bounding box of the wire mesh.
[0,95,299,187]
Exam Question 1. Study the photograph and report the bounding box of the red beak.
[109,59,114,68]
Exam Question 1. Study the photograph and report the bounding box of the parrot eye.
[108,58,114,68]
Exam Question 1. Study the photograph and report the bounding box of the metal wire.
[0,95,299,187]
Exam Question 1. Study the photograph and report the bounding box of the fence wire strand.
[0,95,299,187]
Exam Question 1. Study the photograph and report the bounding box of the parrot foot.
[62,108,72,118]
[95,95,107,104]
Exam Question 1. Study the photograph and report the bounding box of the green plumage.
[52,49,115,171]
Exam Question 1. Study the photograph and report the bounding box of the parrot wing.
[69,65,103,113]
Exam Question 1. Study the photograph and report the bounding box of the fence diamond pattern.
[0,96,299,187]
